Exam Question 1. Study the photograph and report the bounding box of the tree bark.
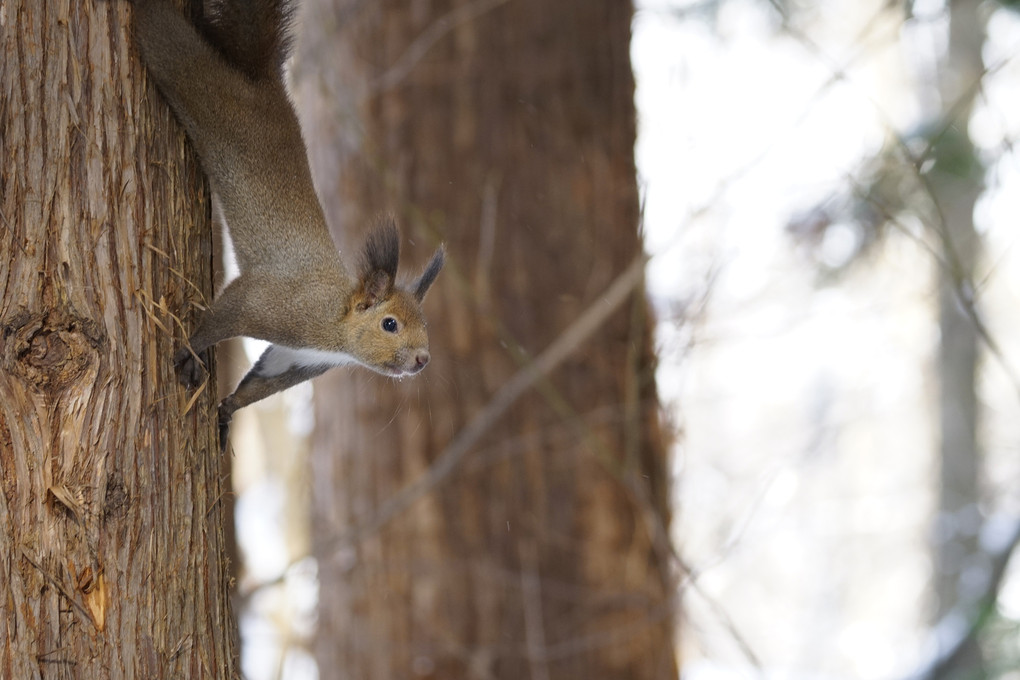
[294,0,678,678]
[0,1,238,677]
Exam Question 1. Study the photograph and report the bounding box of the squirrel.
[130,0,445,448]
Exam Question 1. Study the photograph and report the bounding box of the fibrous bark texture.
[294,0,678,678]
[0,1,237,677]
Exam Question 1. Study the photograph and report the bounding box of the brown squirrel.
[130,0,445,448]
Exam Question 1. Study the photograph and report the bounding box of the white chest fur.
[257,344,359,377]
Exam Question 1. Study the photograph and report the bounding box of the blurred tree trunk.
[929,0,985,675]
[0,1,238,677]
[293,0,678,678]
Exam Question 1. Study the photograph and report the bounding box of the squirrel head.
[345,220,445,377]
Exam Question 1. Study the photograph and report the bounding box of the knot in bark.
[2,309,106,394]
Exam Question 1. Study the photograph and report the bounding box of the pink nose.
[415,351,430,370]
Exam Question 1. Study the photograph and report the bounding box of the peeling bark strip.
[0,1,239,678]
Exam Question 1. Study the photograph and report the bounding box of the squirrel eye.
[382,317,398,333]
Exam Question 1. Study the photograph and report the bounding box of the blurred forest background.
[223,0,1020,678]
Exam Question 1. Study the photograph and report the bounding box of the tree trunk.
[0,1,238,677]
[294,0,678,678]
[930,0,985,675]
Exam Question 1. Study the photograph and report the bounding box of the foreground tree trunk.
[0,1,238,676]
[295,0,678,678]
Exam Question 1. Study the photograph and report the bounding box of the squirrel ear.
[413,245,446,302]
[360,218,400,282]
[354,269,393,310]
[354,219,400,309]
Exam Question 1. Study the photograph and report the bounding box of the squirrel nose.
[415,351,430,370]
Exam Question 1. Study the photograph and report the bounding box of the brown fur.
[131,0,444,446]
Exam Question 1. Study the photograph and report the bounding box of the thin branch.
[623,469,765,673]
[910,518,1020,680]
[321,254,649,554]
[370,0,511,95]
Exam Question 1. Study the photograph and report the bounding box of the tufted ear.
[353,270,393,310]
[413,245,445,302]
[355,220,399,309]
[360,219,400,281]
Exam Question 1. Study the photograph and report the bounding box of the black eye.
[382,317,398,333]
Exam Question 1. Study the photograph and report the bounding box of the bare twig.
[322,254,648,553]
[370,0,511,94]
[910,518,1020,680]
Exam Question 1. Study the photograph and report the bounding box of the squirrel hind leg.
[133,0,253,145]
[199,0,295,81]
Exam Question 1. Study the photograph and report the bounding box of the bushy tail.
[199,0,295,82]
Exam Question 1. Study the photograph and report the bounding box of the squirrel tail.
[200,0,295,82]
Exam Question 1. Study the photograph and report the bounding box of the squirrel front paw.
[217,397,238,452]
[174,346,208,388]
[217,409,232,452]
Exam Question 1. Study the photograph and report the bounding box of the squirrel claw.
[217,399,236,452]
[217,413,231,452]
[174,347,208,388]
